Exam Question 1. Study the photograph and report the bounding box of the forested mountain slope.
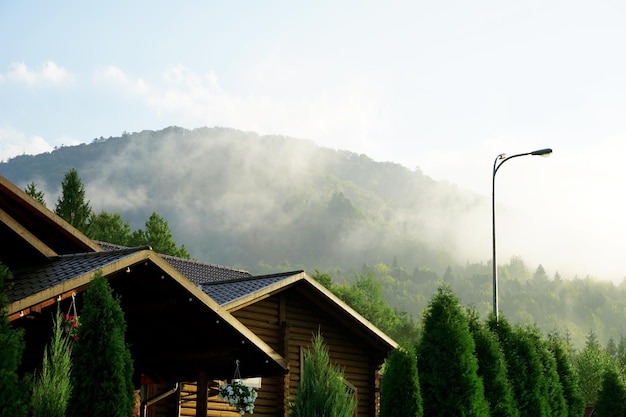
[3,126,623,348]
[0,126,485,272]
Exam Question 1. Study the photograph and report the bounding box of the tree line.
[26,168,189,258]
[6,263,626,416]
[322,273,626,416]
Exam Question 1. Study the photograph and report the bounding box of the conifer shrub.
[32,306,73,417]
[547,335,585,417]
[416,286,490,417]
[468,312,519,417]
[489,317,550,417]
[380,346,422,417]
[67,271,134,417]
[290,332,356,417]
[594,367,626,417]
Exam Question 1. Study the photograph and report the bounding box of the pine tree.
[290,332,356,417]
[67,272,134,417]
[594,367,626,417]
[32,306,73,417]
[0,263,28,417]
[55,168,92,232]
[24,181,46,206]
[380,346,422,417]
[468,312,519,417]
[417,286,490,417]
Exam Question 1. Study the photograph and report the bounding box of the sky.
[1,1,626,281]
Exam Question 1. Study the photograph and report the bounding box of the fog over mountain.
[1,126,495,274]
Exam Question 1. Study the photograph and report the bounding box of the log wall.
[170,287,383,417]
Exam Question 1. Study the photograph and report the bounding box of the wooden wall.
[231,289,381,417]
[166,286,384,417]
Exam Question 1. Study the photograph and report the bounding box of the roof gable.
[203,270,398,352]
[0,174,101,269]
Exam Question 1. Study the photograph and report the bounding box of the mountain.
[0,126,488,274]
[5,126,626,349]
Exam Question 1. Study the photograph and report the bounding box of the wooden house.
[1,173,397,417]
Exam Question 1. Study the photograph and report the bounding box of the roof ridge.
[95,240,250,274]
[159,253,251,274]
[57,246,150,259]
[201,270,303,287]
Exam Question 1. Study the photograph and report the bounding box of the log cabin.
[0,173,397,417]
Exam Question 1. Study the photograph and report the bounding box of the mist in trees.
[51,169,190,258]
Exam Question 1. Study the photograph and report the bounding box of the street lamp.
[492,148,552,323]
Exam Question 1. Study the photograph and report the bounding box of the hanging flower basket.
[63,293,80,341]
[63,314,79,340]
[218,380,258,415]
[218,360,258,414]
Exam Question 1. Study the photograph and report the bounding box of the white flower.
[217,381,258,415]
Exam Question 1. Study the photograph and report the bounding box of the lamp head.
[531,148,552,157]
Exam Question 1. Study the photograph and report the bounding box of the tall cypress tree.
[468,312,519,417]
[530,328,566,417]
[417,286,489,417]
[490,317,550,417]
[55,168,92,232]
[0,263,28,417]
[67,271,134,417]
[380,346,423,417]
[548,334,585,417]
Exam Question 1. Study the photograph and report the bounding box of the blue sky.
[2,1,626,280]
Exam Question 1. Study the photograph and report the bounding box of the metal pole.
[491,148,552,323]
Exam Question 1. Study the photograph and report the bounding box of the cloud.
[94,65,150,96]
[5,61,73,85]
[141,59,389,154]
[0,127,54,162]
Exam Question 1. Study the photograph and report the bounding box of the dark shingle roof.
[7,247,146,302]
[160,254,252,285]
[200,271,302,305]
[96,241,252,285]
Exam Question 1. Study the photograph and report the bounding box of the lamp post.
[492,148,552,323]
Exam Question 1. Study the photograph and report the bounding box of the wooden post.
[196,371,208,417]
[279,294,289,416]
